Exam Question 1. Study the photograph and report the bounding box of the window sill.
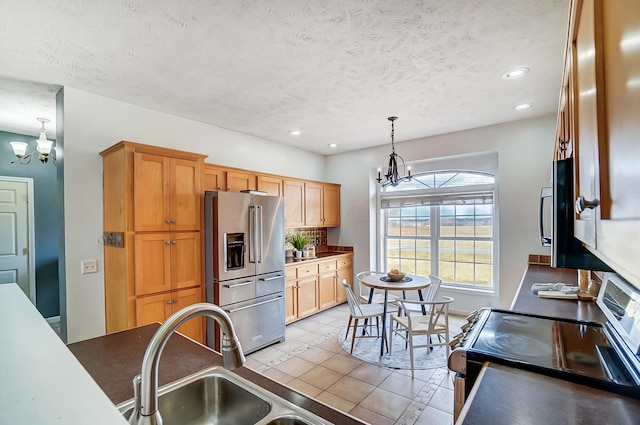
[441,284,497,296]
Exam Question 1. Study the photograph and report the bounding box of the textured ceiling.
[0,0,568,153]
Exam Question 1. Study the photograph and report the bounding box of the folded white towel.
[531,283,577,294]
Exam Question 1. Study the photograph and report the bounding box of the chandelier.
[376,116,411,186]
[10,117,56,165]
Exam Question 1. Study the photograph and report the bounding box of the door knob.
[575,196,599,214]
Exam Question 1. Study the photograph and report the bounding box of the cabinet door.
[323,184,341,227]
[285,277,297,324]
[257,175,284,197]
[304,182,323,226]
[296,276,319,318]
[170,159,200,231]
[227,171,256,192]
[597,0,640,282]
[573,0,607,248]
[135,233,172,296]
[318,271,337,309]
[336,257,353,304]
[284,179,305,227]
[170,232,201,291]
[203,165,225,191]
[134,153,170,232]
[136,292,172,327]
[171,287,204,343]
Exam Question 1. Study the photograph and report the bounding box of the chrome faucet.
[128,303,245,425]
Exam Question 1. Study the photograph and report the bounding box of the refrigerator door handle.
[248,206,255,264]
[257,205,263,264]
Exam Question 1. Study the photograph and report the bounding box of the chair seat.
[391,315,446,333]
[360,293,399,305]
[357,303,386,318]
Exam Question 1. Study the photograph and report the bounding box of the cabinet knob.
[165,241,171,245]
[171,219,176,223]
[167,300,173,304]
[165,219,171,224]
[575,196,599,214]
[173,299,178,304]
[172,240,177,244]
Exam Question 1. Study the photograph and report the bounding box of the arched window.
[378,170,495,290]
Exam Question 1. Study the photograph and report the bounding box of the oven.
[448,273,640,421]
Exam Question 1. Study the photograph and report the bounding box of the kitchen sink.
[117,367,332,425]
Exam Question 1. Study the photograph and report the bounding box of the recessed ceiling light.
[513,102,533,111]
[328,143,337,148]
[502,67,530,80]
[289,130,301,136]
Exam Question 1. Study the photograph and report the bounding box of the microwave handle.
[540,187,552,247]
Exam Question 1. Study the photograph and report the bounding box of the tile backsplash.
[285,227,327,248]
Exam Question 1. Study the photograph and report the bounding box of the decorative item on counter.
[578,269,590,292]
[588,279,602,297]
[286,232,312,259]
[307,244,316,258]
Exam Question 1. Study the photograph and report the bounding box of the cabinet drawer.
[318,260,337,273]
[337,256,352,269]
[296,264,319,278]
[285,266,297,279]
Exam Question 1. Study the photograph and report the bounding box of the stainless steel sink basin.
[117,367,333,425]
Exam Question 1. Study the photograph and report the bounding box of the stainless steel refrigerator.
[204,190,286,354]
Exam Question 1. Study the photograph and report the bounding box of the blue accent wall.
[0,130,59,317]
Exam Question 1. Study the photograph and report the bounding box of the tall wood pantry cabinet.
[100,141,206,343]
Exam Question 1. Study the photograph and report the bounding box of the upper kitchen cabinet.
[304,182,341,227]
[596,0,640,283]
[284,179,305,227]
[134,152,201,232]
[203,164,258,192]
[571,0,607,248]
[257,175,284,196]
[558,0,640,286]
[203,164,225,191]
[226,170,257,192]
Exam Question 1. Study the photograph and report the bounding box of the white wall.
[61,87,326,342]
[327,115,556,313]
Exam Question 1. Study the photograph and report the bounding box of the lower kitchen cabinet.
[336,256,353,303]
[284,253,353,324]
[318,260,338,310]
[297,276,320,318]
[135,287,204,343]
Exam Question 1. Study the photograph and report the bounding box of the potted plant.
[286,232,312,258]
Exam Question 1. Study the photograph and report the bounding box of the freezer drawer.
[208,293,285,355]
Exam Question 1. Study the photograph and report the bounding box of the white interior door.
[0,177,35,303]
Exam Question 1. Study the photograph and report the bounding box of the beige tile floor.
[245,303,466,425]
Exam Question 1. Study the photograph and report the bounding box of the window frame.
[377,170,497,293]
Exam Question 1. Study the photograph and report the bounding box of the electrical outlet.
[81,259,98,274]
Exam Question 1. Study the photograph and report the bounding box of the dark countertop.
[510,264,607,323]
[285,250,352,265]
[68,324,364,425]
[459,363,640,425]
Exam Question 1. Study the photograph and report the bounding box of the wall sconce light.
[376,116,412,187]
[10,117,56,165]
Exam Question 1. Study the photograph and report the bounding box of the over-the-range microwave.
[540,158,612,271]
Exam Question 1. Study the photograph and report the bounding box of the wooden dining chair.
[395,274,443,317]
[389,296,454,378]
[342,279,389,354]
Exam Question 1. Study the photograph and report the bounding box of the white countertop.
[0,283,128,424]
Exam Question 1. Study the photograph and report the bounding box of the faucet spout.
[130,303,244,425]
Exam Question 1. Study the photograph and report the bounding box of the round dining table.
[360,273,431,357]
